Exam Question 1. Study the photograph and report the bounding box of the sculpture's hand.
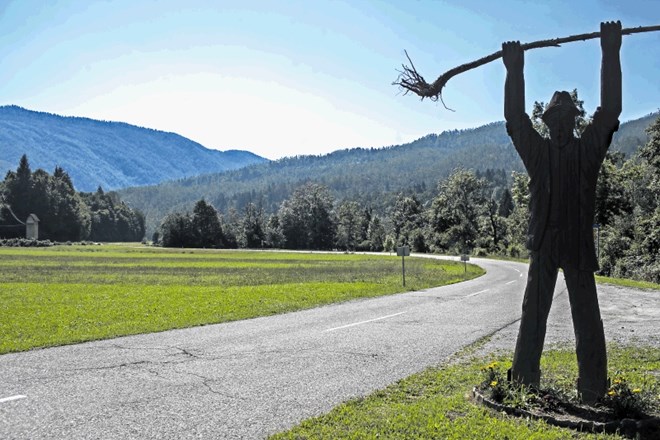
[502,41,524,72]
[503,41,525,121]
[600,21,622,52]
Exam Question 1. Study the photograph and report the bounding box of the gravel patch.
[476,280,660,357]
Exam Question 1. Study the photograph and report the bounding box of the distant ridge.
[118,111,658,235]
[0,105,267,191]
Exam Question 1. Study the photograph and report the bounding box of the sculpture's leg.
[511,239,558,388]
[564,269,607,404]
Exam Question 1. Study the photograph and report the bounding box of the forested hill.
[613,111,660,158]
[119,111,658,235]
[119,121,517,233]
[0,105,266,191]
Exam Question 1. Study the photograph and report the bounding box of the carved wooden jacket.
[506,108,619,271]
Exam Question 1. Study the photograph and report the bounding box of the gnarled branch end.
[393,68,435,100]
[393,67,453,110]
[392,50,453,109]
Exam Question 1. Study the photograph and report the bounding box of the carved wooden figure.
[502,21,622,404]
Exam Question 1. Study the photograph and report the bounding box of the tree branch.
[393,24,660,109]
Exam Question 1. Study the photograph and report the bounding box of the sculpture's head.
[542,91,579,146]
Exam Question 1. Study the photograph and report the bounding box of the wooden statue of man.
[502,21,622,404]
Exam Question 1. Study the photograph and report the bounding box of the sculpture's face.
[546,111,576,146]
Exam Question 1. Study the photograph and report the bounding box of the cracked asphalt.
[1,256,658,439]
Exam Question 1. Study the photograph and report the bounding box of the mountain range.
[0,105,266,192]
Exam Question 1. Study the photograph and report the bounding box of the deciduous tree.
[427,169,487,253]
[279,183,336,250]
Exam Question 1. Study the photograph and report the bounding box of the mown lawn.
[0,244,483,354]
[271,343,660,440]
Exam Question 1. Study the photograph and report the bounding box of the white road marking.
[512,268,521,274]
[505,280,517,285]
[465,289,490,298]
[0,395,26,403]
[325,312,407,332]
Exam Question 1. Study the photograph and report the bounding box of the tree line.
[597,116,660,283]
[156,168,519,255]
[157,183,387,252]
[0,155,145,242]
[158,113,660,284]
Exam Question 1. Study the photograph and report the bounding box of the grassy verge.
[483,254,659,291]
[0,245,484,354]
[271,344,660,439]
[595,275,660,291]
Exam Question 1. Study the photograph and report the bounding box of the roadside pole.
[397,246,410,287]
[461,254,470,274]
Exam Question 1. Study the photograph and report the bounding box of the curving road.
[1,255,649,439]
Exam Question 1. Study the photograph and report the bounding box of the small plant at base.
[499,381,536,409]
[480,361,507,402]
[602,373,654,419]
[479,361,535,409]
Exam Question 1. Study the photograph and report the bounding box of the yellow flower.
[490,381,498,387]
[613,378,622,385]
[608,390,616,396]
[632,388,641,393]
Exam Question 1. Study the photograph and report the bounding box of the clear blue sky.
[1,0,658,159]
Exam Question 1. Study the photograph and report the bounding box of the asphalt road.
[2,256,654,439]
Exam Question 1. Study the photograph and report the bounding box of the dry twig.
[393,24,660,109]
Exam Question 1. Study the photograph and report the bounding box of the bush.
[0,238,54,247]
[355,240,372,252]
[473,247,489,257]
[507,244,526,259]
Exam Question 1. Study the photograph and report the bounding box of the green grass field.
[0,244,484,354]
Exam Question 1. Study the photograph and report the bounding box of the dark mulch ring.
[472,386,660,439]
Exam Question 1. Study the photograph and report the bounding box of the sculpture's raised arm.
[600,21,622,117]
